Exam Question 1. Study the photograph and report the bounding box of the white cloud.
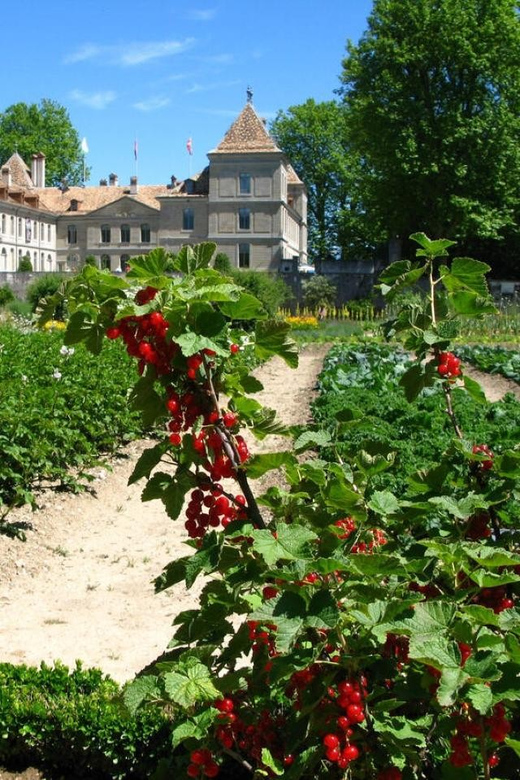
[65,39,196,67]
[186,79,241,94]
[185,9,217,21]
[70,89,117,109]
[133,96,171,112]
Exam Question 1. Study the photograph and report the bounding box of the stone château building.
[0,101,307,274]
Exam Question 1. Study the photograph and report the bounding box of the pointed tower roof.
[2,152,34,188]
[212,103,281,154]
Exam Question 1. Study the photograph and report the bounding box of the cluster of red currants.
[187,748,220,778]
[449,703,510,768]
[465,511,492,539]
[185,485,247,539]
[213,697,292,770]
[472,443,494,471]
[475,586,514,613]
[437,351,462,379]
[320,678,367,769]
[351,527,387,554]
[378,768,402,780]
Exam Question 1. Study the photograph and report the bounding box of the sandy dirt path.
[0,345,329,683]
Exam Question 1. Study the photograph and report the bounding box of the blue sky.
[3,0,373,186]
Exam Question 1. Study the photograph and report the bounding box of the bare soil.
[0,345,329,683]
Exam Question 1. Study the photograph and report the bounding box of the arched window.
[10,216,14,235]
[0,248,6,269]
[17,218,22,237]
[140,223,150,243]
[120,224,130,243]
[47,224,51,242]
[120,254,131,272]
[40,223,44,240]
[100,254,111,270]
[101,224,111,244]
[1,214,5,233]
[239,208,251,230]
[238,243,250,269]
[182,208,194,231]
[67,224,77,244]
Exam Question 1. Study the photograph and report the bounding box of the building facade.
[0,102,307,275]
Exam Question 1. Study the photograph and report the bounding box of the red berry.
[187,764,200,778]
[323,733,340,749]
[106,326,121,339]
[230,343,240,354]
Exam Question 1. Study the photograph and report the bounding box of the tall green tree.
[0,99,85,186]
[338,0,520,274]
[270,99,350,262]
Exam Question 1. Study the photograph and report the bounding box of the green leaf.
[252,524,317,566]
[175,331,221,357]
[141,469,193,521]
[466,683,493,715]
[371,712,430,746]
[126,247,172,280]
[174,242,217,274]
[306,590,341,629]
[171,710,216,747]
[436,666,470,707]
[220,292,265,320]
[254,320,299,368]
[260,748,284,776]
[129,375,165,427]
[64,311,105,354]
[368,490,400,516]
[463,374,487,404]
[164,661,220,708]
[399,361,436,402]
[410,232,457,255]
[505,737,520,758]
[123,675,161,715]
[128,442,167,485]
[246,452,297,478]
[293,429,332,452]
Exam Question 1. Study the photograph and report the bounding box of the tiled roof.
[212,103,281,153]
[33,184,174,215]
[2,153,33,188]
[286,163,303,185]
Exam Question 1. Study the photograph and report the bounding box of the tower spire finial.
[246,85,253,104]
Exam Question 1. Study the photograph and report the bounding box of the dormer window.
[69,199,79,212]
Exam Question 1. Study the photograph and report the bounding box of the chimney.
[100,178,107,186]
[109,173,118,186]
[31,153,46,188]
[130,175,138,194]
[1,167,11,186]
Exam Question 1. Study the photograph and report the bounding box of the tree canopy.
[338,0,520,271]
[0,99,85,187]
[270,100,350,262]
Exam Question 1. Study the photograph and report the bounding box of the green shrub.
[213,252,232,273]
[17,255,32,272]
[84,254,97,267]
[0,661,172,779]
[230,269,292,316]
[0,285,14,307]
[302,274,337,310]
[26,273,68,319]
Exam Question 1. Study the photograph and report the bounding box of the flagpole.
[134,136,138,180]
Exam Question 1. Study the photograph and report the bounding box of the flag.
[186,137,193,155]
[81,137,89,154]
[134,139,138,161]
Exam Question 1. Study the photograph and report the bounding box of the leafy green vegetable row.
[0,324,142,523]
[311,343,520,517]
[456,344,520,384]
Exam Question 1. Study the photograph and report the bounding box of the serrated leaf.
[172,710,216,747]
[463,374,487,404]
[164,662,219,708]
[175,331,221,356]
[371,713,430,745]
[252,525,317,565]
[155,557,190,592]
[260,748,284,776]
[466,683,493,715]
[220,292,265,320]
[436,666,470,707]
[246,452,297,478]
[505,737,520,757]
[249,407,290,440]
[141,469,193,521]
[255,320,298,368]
[126,247,172,280]
[293,429,332,452]
[410,232,457,257]
[128,375,165,427]
[128,442,166,485]
[306,590,341,629]
[174,242,217,274]
[123,675,161,715]
[64,311,105,354]
[368,490,400,516]
[399,362,435,402]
